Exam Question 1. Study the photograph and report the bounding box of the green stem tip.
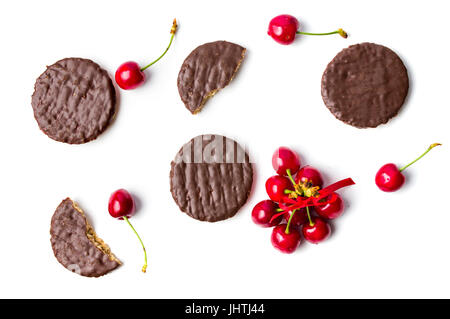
[297,28,347,38]
[140,19,177,72]
[123,216,148,273]
[399,143,442,172]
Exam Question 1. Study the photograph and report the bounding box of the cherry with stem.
[115,19,178,90]
[271,224,301,254]
[375,143,442,192]
[295,166,324,189]
[108,189,148,273]
[268,14,347,45]
[265,175,294,203]
[252,200,282,227]
[302,215,331,244]
[272,147,301,176]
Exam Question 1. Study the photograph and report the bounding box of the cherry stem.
[123,216,148,273]
[286,169,296,187]
[399,143,442,172]
[285,209,297,235]
[306,206,314,226]
[140,19,177,71]
[297,28,347,38]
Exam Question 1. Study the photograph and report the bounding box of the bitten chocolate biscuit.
[32,58,116,144]
[50,198,120,277]
[177,41,246,114]
[321,43,409,128]
[170,134,253,222]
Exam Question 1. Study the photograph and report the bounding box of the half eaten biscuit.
[50,198,121,277]
[177,41,246,114]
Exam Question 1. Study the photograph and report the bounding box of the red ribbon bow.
[270,178,355,222]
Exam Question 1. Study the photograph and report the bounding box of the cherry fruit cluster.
[252,147,354,253]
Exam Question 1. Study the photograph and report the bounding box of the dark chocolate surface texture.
[32,58,116,144]
[50,198,120,277]
[321,42,409,128]
[170,134,253,222]
[177,41,246,114]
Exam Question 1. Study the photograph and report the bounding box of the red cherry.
[268,14,348,45]
[375,163,405,192]
[272,146,301,176]
[115,19,177,90]
[314,193,344,220]
[375,143,441,192]
[295,165,323,188]
[108,189,147,273]
[302,217,331,244]
[267,15,300,45]
[265,175,294,203]
[252,200,282,227]
[108,189,136,219]
[271,224,301,253]
[115,62,145,90]
[284,208,307,227]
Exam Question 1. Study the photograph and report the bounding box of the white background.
[0,0,449,299]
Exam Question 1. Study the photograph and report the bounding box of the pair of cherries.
[117,14,343,89]
[252,147,347,254]
[116,15,343,89]
[118,15,343,89]
[110,20,175,269]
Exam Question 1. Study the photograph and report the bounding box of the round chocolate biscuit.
[50,198,121,277]
[177,41,246,114]
[321,43,409,128]
[170,134,253,222]
[32,58,116,144]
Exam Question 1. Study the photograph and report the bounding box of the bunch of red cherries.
[252,147,354,254]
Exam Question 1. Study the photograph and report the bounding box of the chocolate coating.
[321,43,409,128]
[170,135,253,222]
[50,198,120,277]
[32,58,116,144]
[177,41,246,114]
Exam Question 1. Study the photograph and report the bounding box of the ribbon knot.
[270,178,355,223]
